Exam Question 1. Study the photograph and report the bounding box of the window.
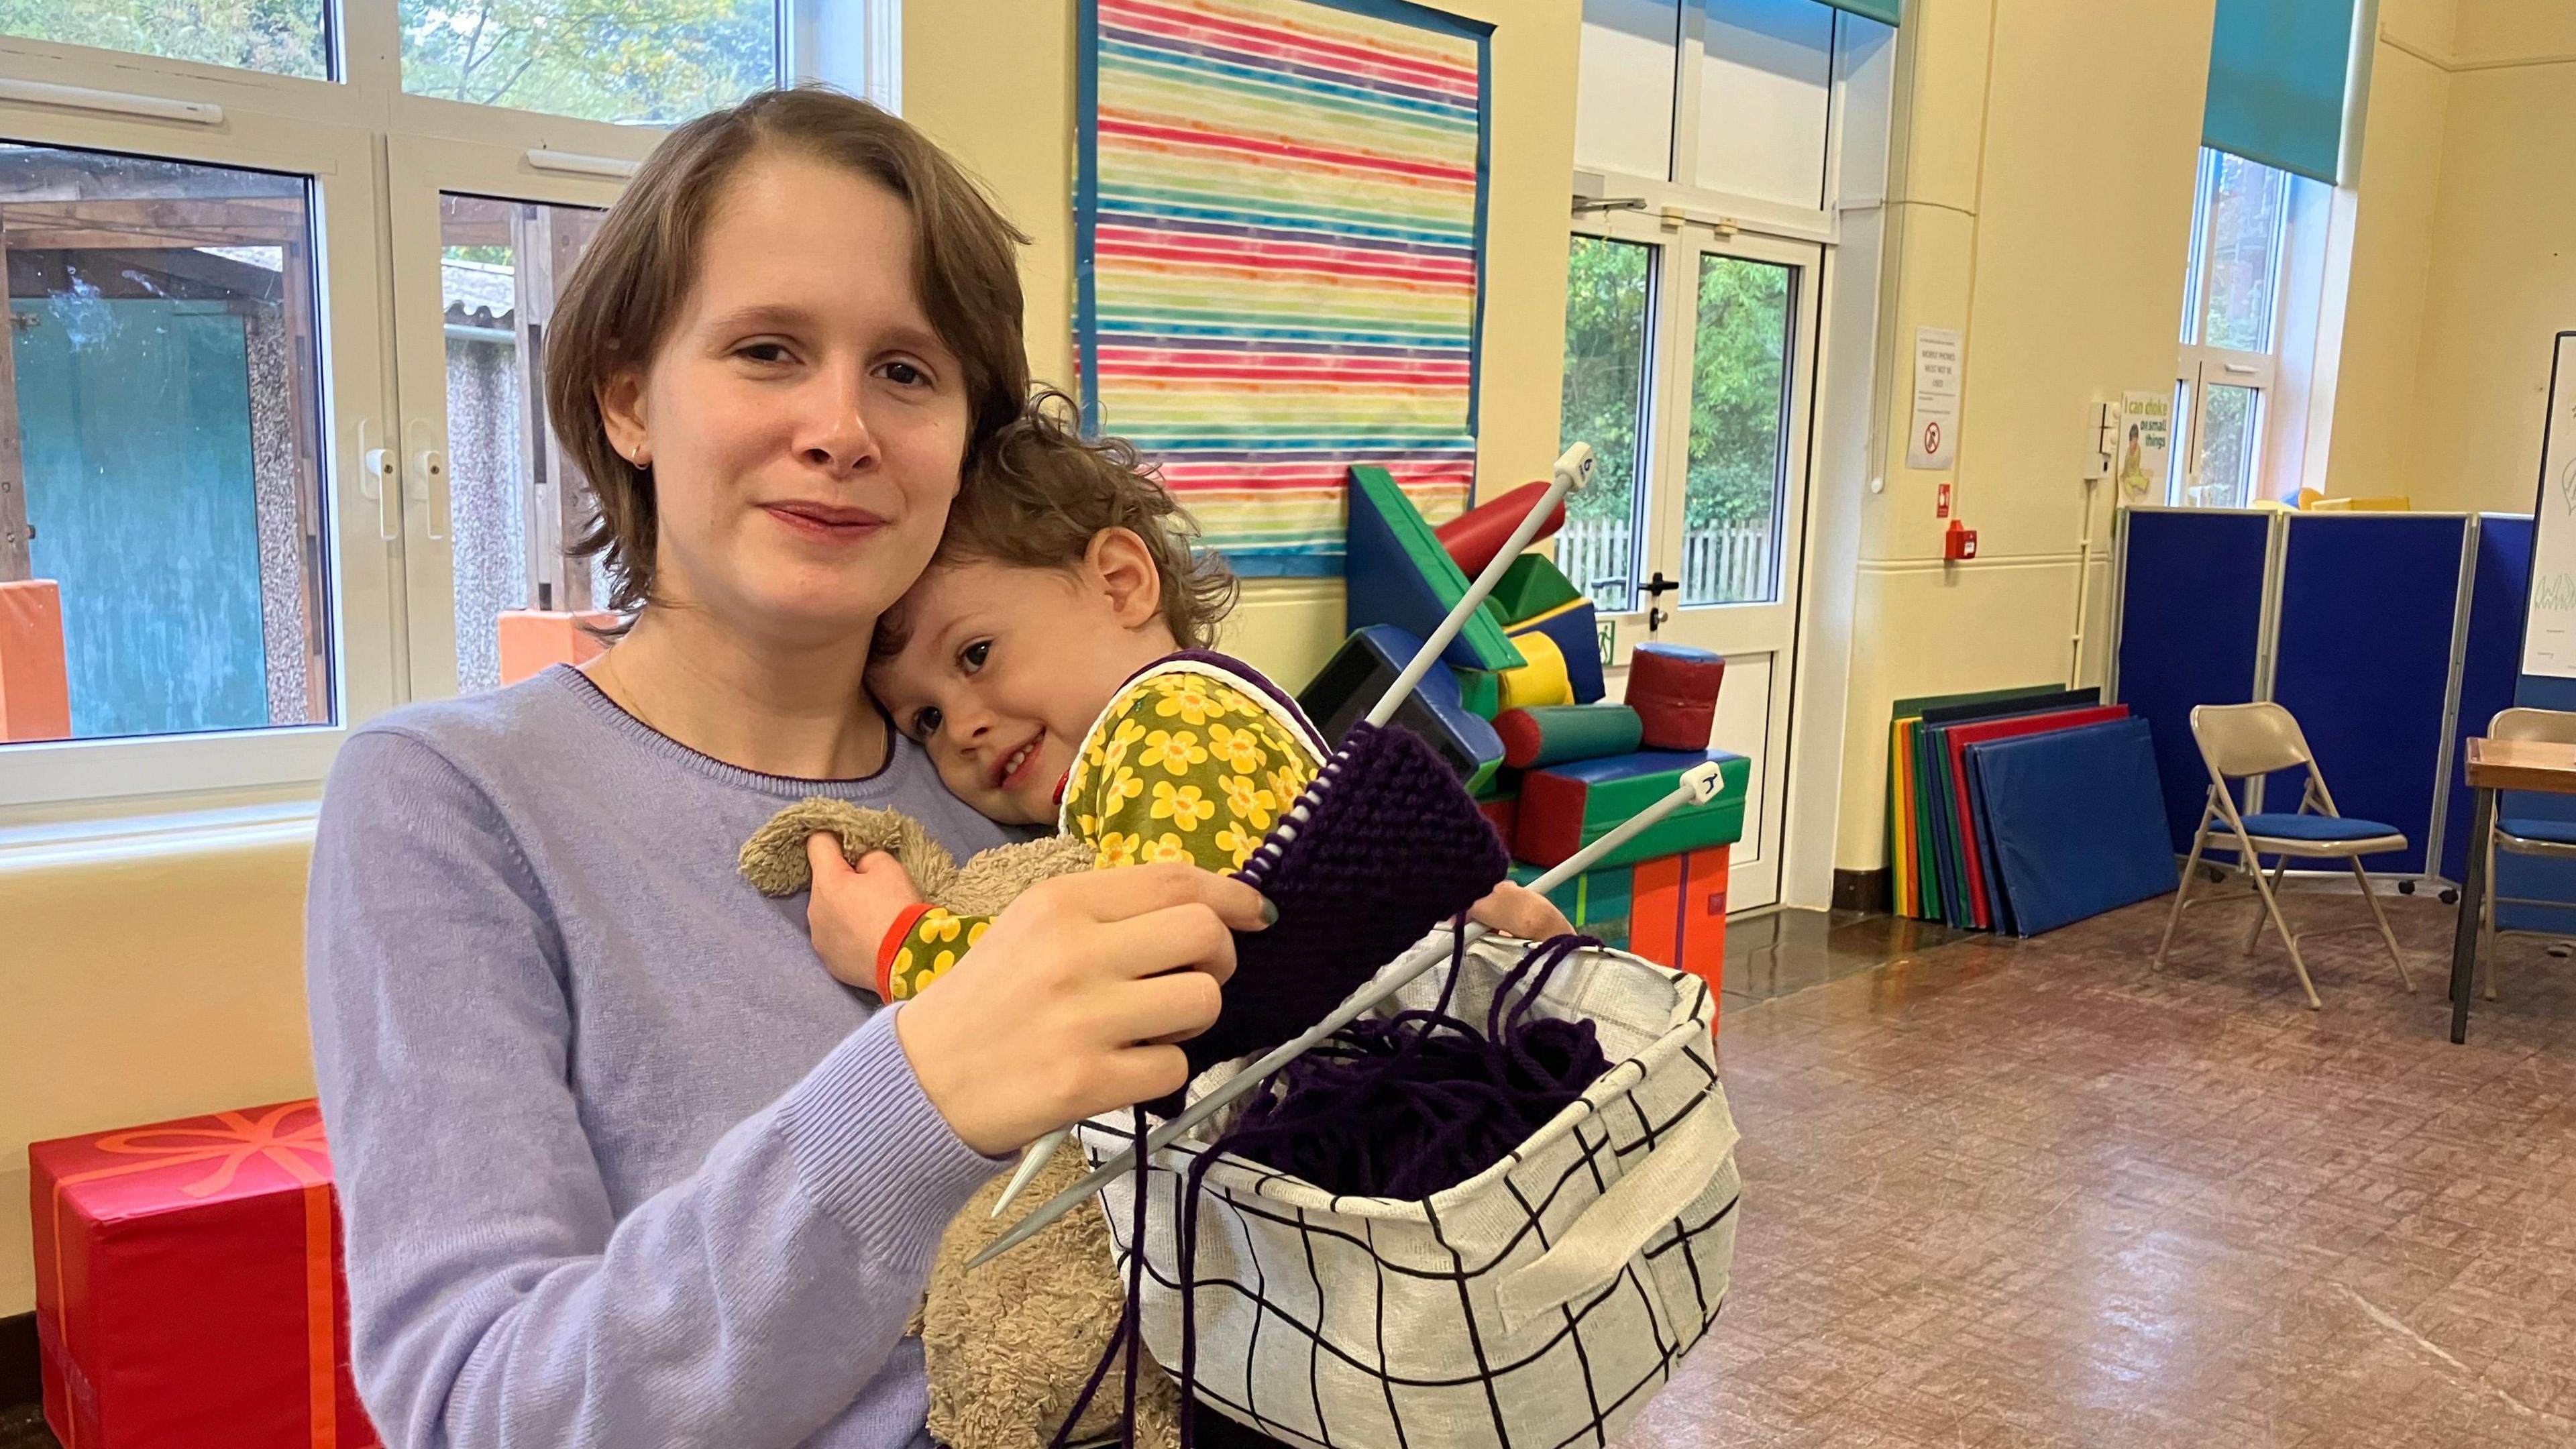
[2,143,331,745]
[1,0,333,80]
[1682,254,1792,605]
[2174,147,2306,508]
[398,0,782,123]
[1558,235,1654,614]
[0,0,895,820]
[437,194,606,694]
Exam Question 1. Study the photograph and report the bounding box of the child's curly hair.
[897,388,1236,651]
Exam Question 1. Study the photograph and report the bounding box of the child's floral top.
[873,656,1325,1001]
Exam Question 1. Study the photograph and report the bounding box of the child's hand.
[1468,880,1574,941]
[806,834,926,992]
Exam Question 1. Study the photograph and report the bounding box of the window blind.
[2203,0,2360,184]
[1819,0,1898,26]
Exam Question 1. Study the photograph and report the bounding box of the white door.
[1557,216,1821,911]
[384,135,634,699]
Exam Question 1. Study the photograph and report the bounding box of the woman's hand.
[892,863,1272,1156]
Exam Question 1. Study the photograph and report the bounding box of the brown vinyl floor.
[1624,891,2576,1448]
[10,892,2572,1448]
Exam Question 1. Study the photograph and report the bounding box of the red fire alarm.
[1943,519,1978,561]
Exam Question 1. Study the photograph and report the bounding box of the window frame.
[0,0,893,830]
[2172,146,2293,508]
[0,101,402,814]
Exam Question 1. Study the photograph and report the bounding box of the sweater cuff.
[779,1006,1004,1269]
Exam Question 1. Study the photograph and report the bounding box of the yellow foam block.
[2309,495,2411,512]
[1497,629,1575,711]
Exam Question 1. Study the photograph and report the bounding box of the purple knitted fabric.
[1191,720,1510,1080]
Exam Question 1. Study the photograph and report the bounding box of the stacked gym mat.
[1299,467,1750,996]
[1887,686,2176,936]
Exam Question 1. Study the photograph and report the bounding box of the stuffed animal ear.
[738,798,960,899]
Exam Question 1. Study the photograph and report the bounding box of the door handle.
[358,419,398,542]
[404,417,449,543]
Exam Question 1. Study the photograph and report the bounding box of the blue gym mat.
[1968,717,2179,937]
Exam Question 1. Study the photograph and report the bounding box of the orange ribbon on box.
[47,1102,341,1449]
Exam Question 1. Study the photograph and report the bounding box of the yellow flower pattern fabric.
[877,665,1323,1001]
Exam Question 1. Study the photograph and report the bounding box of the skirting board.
[1,1311,34,1410]
[1833,867,1891,915]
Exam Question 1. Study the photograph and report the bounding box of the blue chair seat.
[2237,812,2404,845]
[2498,816,2576,847]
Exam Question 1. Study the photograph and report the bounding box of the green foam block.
[1491,553,1585,625]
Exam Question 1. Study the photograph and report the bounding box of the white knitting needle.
[1366,440,1592,731]
[971,759,1723,1267]
[987,443,1596,1219]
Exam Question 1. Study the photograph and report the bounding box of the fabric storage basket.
[1077,936,1740,1449]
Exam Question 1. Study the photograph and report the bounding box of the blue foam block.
[1344,467,1525,674]
[1968,718,2179,937]
[1295,624,1503,790]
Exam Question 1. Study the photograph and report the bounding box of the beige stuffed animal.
[741,800,1181,1449]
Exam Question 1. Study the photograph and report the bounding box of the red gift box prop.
[1631,846,1728,1029]
[29,1099,380,1449]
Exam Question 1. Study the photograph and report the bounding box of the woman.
[305,89,1265,1449]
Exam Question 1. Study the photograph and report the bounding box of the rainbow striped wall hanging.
[1075,0,1492,577]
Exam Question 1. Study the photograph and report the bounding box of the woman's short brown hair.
[545,87,1032,617]
[885,390,1236,652]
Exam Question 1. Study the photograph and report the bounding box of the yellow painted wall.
[2392,0,2576,513]
[2320,0,2456,502]
[0,828,320,1317]
[905,0,1580,690]
[1830,0,2214,871]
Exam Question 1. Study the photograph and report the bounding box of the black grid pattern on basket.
[1089,1004,1735,1449]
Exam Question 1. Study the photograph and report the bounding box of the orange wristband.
[875,903,935,1000]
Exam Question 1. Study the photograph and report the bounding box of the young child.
[810,394,1565,1001]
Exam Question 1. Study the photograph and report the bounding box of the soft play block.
[1344,466,1525,672]
[1494,703,1644,769]
[1455,667,1500,720]
[1625,642,1725,750]
[1509,598,1605,704]
[1496,629,1576,712]
[31,1099,380,1449]
[1509,860,1634,948]
[1489,553,1585,625]
[1515,747,1752,869]
[1631,847,1727,1009]
[1298,624,1503,790]
[1478,791,1517,847]
[497,608,614,684]
[1435,481,1568,577]
[0,578,72,741]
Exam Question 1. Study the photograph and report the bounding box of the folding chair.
[2475,706,2576,1000]
[2151,702,2413,1009]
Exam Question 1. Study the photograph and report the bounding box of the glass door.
[1559,212,1820,910]
[384,135,629,699]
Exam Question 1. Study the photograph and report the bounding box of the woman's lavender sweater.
[305,665,1026,1449]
